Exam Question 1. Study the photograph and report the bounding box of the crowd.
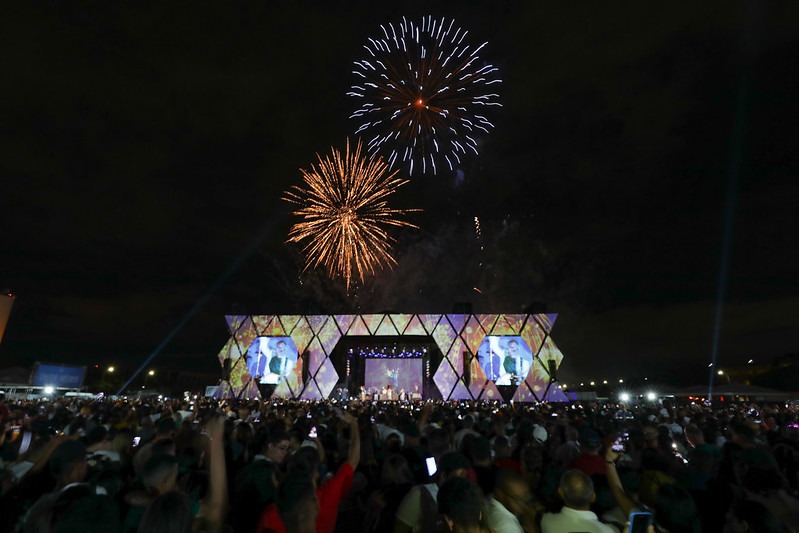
[1,389,799,532]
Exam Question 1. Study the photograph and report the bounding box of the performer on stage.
[386,367,399,391]
[410,384,422,401]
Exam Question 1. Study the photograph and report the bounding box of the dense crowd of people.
[1,389,798,532]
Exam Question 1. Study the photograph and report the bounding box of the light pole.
[145,369,155,389]
[101,366,115,391]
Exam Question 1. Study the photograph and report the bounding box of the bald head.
[559,469,595,509]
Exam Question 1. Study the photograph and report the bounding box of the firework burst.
[348,15,501,176]
[284,139,419,289]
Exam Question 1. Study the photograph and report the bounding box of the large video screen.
[32,363,86,388]
[246,336,299,385]
[365,358,423,396]
[477,335,534,385]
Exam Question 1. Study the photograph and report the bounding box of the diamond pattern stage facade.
[215,313,568,402]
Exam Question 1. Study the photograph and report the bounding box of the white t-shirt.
[541,506,617,533]
[485,496,524,533]
[395,483,438,532]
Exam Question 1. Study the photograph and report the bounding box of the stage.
[215,313,568,403]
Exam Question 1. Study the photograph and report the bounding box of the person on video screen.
[479,343,502,381]
[502,339,531,379]
[249,339,268,379]
[268,340,295,376]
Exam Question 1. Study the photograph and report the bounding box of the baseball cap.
[579,428,601,449]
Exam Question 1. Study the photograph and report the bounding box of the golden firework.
[284,139,419,288]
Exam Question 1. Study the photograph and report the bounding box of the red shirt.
[494,458,523,474]
[569,454,607,477]
[256,463,354,533]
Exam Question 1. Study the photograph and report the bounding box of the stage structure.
[215,313,568,403]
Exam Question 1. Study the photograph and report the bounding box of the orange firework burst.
[284,139,419,288]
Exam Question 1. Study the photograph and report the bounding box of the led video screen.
[364,358,423,397]
[477,335,534,385]
[246,336,299,385]
[32,363,86,388]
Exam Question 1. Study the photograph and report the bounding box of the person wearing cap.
[569,428,607,477]
[393,451,470,533]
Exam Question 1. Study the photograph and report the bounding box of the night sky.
[2,1,798,387]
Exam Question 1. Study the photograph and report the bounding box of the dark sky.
[2,1,798,387]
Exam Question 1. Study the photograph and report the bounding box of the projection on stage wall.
[477,336,534,385]
[216,313,569,402]
[365,358,424,396]
[246,336,298,385]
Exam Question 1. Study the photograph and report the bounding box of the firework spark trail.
[348,15,501,176]
[284,139,419,289]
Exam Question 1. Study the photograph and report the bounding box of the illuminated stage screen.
[246,336,299,385]
[477,335,534,385]
[364,358,423,395]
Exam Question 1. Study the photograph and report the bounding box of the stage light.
[602,380,608,384]
[148,370,155,376]
[646,392,657,401]
[717,370,724,375]
[619,379,624,383]
[107,366,115,373]
[620,392,630,402]
[44,386,54,395]
[590,381,595,386]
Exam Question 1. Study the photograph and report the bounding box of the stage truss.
[215,313,568,402]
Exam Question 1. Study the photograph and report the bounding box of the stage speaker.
[547,359,558,382]
[222,358,232,381]
[258,382,276,400]
[463,351,471,386]
[0,292,14,345]
[301,350,310,383]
